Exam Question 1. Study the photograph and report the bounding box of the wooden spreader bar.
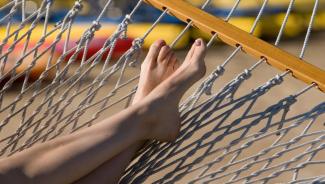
[144,0,325,92]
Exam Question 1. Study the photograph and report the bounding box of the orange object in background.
[55,37,133,62]
[2,42,59,80]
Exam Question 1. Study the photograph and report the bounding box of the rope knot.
[203,66,225,95]
[204,84,213,95]
[204,76,216,95]
[54,20,62,27]
[74,1,83,11]
[286,95,297,104]
[119,14,132,39]
[261,74,284,92]
[110,89,117,96]
[272,74,283,85]
[131,38,144,51]
[90,21,101,32]
[84,21,101,40]
[123,14,132,25]
[38,37,46,44]
[235,69,251,83]
[85,31,94,40]
[123,38,143,60]
[242,69,251,79]
[68,1,83,19]
[215,66,225,76]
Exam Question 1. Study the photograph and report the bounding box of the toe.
[158,45,171,63]
[146,39,166,61]
[191,38,206,61]
[165,52,174,65]
[190,39,206,77]
[168,53,177,68]
[173,58,181,71]
[164,53,178,79]
[184,39,199,61]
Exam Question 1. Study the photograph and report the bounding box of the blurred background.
[1,0,324,79]
[1,0,324,83]
[1,0,325,53]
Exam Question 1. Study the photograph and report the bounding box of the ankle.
[131,102,157,140]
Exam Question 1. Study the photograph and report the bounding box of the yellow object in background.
[187,0,263,10]
[191,17,262,41]
[186,0,206,6]
[0,24,57,44]
[0,23,189,50]
[267,0,293,8]
[191,28,211,41]
[127,24,190,49]
[0,0,9,7]
[228,18,262,36]
[212,0,261,10]
[209,0,325,13]
[261,13,305,38]
[268,0,325,12]
[294,0,325,12]
[308,11,325,31]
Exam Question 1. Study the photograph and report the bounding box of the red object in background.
[2,42,58,80]
[0,37,133,82]
[55,37,133,62]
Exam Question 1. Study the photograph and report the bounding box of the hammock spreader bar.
[144,0,325,92]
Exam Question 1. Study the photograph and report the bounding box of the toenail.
[156,39,166,46]
[195,39,201,46]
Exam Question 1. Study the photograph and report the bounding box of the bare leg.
[0,39,206,184]
[75,39,180,184]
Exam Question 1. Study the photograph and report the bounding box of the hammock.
[0,0,324,183]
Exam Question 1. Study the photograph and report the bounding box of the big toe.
[186,39,207,78]
[184,39,196,61]
[184,38,206,64]
[191,39,206,61]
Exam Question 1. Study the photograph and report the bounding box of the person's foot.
[132,39,180,104]
[139,39,206,142]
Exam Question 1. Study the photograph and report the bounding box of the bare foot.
[133,39,180,104]
[140,39,207,142]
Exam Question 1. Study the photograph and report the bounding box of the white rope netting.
[0,0,324,183]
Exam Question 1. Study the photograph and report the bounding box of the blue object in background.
[205,6,287,17]
[125,3,183,24]
[0,1,288,25]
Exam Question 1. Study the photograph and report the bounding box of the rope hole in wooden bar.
[210,31,217,41]
[312,82,322,92]
[186,18,198,28]
[260,56,269,65]
[286,69,293,74]
[162,6,170,15]
[235,43,246,53]
[286,69,297,79]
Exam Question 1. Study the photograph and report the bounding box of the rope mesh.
[0,0,324,183]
